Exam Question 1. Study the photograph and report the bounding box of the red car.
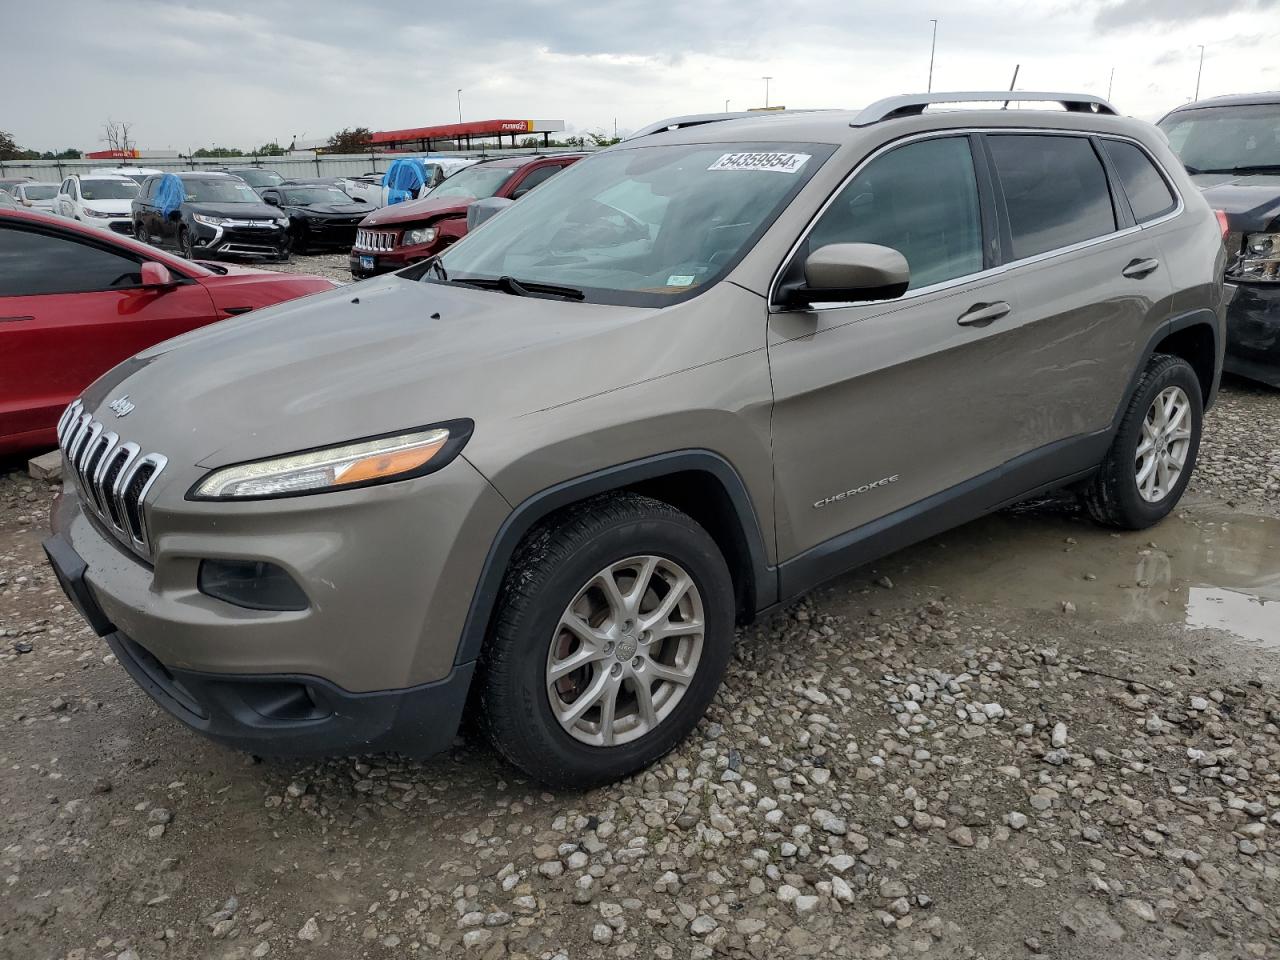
[349,153,585,278]
[0,209,336,456]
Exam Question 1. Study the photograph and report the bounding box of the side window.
[1101,140,1177,224]
[0,226,143,296]
[512,165,561,197]
[60,178,72,195]
[142,177,157,202]
[807,136,983,290]
[987,135,1117,260]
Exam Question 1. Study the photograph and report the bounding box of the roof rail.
[628,112,770,140]
[850,91,1119,127]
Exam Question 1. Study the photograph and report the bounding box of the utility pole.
[724,98,730,112]
[1194,45,1204,101]
[928,20,938,93]
[457,88,463,124]
[1107,66,1114,101]
[762,76,772,108]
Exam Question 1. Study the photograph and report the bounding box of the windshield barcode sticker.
[708,152,811,173]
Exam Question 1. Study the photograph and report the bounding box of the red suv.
[0,209,335,455]
[349,153,584,278]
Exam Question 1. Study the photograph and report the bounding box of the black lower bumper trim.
[106,631,475,758]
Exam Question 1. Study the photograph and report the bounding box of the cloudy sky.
[6,0,1278,152]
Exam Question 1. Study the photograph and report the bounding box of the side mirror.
[140,261,174,288]
[263,195,280,206]
[467,196,515,231]
[781,243,910,306]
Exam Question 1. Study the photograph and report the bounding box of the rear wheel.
[133,220,147,244]
[1084,354,1202,529]
[179,227,195,260]
[479,494,734,788]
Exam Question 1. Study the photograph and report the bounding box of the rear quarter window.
[987,134,1117,261]
[1101,140,1177,223]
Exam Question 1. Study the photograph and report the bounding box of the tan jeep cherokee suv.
[45,93,1226,786]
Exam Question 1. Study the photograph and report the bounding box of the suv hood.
[1190,172,1280,232]
[295,202,367,216]
[187,201,282,221]
[83,199,133,216]
[81,274,650,471]
[361,195,471,226]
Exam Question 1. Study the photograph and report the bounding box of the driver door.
[0,221,216,447]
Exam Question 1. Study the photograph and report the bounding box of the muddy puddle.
[864,498,1279,647]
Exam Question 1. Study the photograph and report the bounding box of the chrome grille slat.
[55,401,167,562]
[354,229,396,252]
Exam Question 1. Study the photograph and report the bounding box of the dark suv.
[1159,93,1280,386]
[133,172,291,261]
[47,93,1225,787]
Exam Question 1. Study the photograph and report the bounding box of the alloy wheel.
[1135,385,1192,503]
[546,555,704,747]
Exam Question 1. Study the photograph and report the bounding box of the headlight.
[193,213,231,227]
[404,225,437,246]
[1230,232,1280,282]
[277,217,290,227]
[84,207,118,218]
[189,423,471,499]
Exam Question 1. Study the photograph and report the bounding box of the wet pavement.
[838,495,1280,648]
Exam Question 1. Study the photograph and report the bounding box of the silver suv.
[45,93,1226,787]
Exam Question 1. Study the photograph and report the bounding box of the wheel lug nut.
[610,663,622,677]
[632,657,642,668]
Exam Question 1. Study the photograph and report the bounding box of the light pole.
[1194,45,1204,101]
[456,88,463,124]
[762,76,772,108]
[927,19,938,93]
[1106,66,1114,101]
[724,98,730,112]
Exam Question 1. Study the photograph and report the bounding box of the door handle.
[1122,257,1160,279]
[223,306,253,315]
[956,301,1011,327]
[0,315,34,323]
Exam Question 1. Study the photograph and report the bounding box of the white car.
[89,166,164,185]
[54,174,139,233]
[12,182,59,212]
[338,159,482,208]
[336,173,386,208]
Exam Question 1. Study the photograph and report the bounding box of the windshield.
[24,185,58,199]
[232,169,285,188]
[284,186,353,205]
[80,179,139,200]
[183,178,262,203]
[425,163,515,200]
[434,141,834,306]
[1159,104,1280,173]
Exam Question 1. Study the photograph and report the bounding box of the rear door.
[982,133,1173,445]
[769,133,1027,561]
[0,221,216,450]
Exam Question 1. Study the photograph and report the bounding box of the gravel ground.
[2,362,1278,959]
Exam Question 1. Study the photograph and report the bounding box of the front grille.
[354,229,397,252]
[57,399,168,562]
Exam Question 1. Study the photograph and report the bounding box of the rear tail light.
[1214,209,1229,240]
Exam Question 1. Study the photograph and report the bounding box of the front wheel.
[1084,354,1202,529]
[179,226,196,260]
[133,220,147,243]
[479,494,734,788]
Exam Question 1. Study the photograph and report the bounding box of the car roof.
[629,92,1137,147]
[72,173,136,182]
[472,153,587,169]
[1162,91,1280,115]
[174,171,237,179]
[18,181,59,187]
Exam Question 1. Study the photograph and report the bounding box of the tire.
[291,226,307,256]
[179,227,195,260]
[479,493,734,788]
[1084,354,1202,529]
[133,220,147,244]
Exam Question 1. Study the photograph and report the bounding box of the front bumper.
[349,240,437,278]
[80,215,132,234]
[1224,282,1280,387]
[193,220,289,259]
[43,524,478,758]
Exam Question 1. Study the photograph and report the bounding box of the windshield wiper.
[1231,164,1280,174]
[452,275,585,301]
[426,256,448,282]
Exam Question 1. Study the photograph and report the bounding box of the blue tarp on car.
[155,173,185,217]
[382,158,429,205]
